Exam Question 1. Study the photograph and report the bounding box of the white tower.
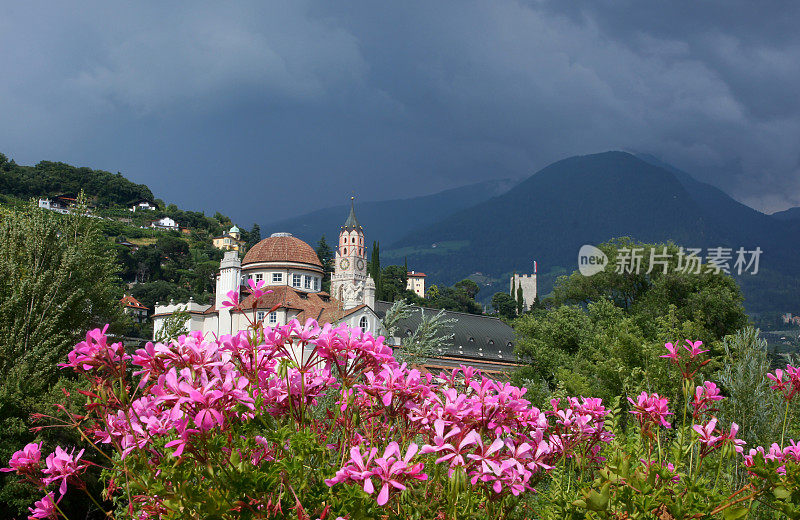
[215,250,241,335]
[510,260,538,312]
[331,198,373,310]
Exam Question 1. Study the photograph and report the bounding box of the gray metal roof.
[342,198,362,231]
[373,301,516,362]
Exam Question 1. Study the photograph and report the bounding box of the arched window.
[343,247,347,254]
[359,316,368,331]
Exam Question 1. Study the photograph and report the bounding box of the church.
[152,199,517,374]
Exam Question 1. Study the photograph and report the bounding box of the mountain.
[771,207,800,221]
[264,178,518,246]
[385,152,800,314]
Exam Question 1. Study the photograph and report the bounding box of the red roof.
[407,272,427,277]
[242,235,322,268]
[238,285,343,324]
[120,295,148,310]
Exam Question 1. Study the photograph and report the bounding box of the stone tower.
[510,261,538,312]
[215,250,241,335]
[331,198,373,310]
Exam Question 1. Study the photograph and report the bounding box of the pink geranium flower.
[28,492,58,519]
[221,290,239,308]
[660,342,679,362]
[692,381,724,417]
[42,447,87,496]
[628,392,672,429]
[683,340,709,358]
[2,442,41,474]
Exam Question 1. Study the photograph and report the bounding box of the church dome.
[229,225,240,234]
[242,233,322,267]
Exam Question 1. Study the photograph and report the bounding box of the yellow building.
[213,225,245,251]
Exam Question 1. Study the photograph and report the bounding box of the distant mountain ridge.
[384,152,800,314]
[264,178,518,246]
[771,207,800,221]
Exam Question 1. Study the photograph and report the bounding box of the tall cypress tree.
[516,285,524,315]
[369,241,381,300]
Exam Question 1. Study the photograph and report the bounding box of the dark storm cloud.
[1,1,798,223]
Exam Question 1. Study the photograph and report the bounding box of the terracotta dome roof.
[242,233,322,267]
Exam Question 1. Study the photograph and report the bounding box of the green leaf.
[774,486,791,499]
[722,507,749,520]
[585,482,611,511]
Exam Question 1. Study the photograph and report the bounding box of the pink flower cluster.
[691,381,724,418]
[693,418,745,455]
[18,323,761,516]
[660,340,710,379]
[325,443,427,505]
[767,364,800,401]
[743,439,800,474]
[628,391,673,430]
[2,443,87,519]
[59,324,130,373]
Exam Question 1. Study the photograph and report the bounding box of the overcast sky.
[2,1,799,224]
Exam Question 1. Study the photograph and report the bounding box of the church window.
[304,276,312,290]
[359,316,368,331]
[343,247,347,254]
[272,273,283,283]
[256,311,265,322]
[292,274,301,288]
[268,312,277,325]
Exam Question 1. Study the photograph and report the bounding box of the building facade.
[406,271,426,298]
[152,200,518,374]
[212,225,245,251]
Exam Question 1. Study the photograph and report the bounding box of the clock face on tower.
[356,258,365,270]
[340,258,350,269]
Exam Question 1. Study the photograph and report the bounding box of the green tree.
[381,265,409,302]
[246,223,261,250]
[369,241,381,299]
[514,238,749,402]
[381,300,456,367]
[0,201,124,515]
[454,279,479,299]
[516,285,524,315]
[717,327,788,449]
[492,292,518,320]
[316,235,334,293]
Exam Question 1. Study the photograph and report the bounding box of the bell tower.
[332,197,371,309]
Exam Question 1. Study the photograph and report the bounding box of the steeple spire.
[342,196,362,231]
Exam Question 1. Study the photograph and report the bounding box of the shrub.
[4,287,800,518]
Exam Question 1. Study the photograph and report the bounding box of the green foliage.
[380,265,409,302]
[244,223,261,250]
[154,308,190,343]
[491,292,518,320]
[0,201,124,515]
[514,238,749,401]
[395,307,456,366]
[426,279,483,314]
[316,235,334,293]
[717,327,788,449]
[0,154,154,207]
[369,241,381,298]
